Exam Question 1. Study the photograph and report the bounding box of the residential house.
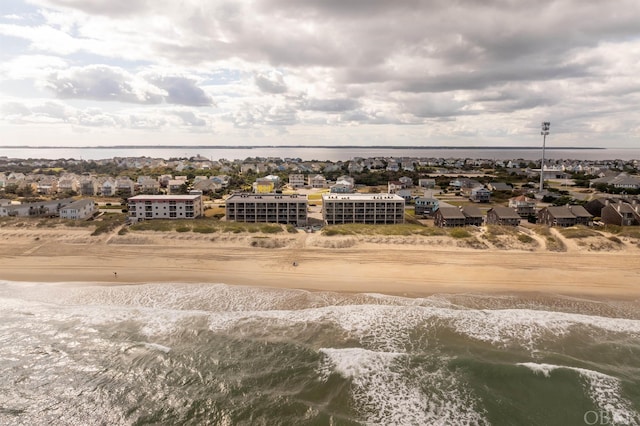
[388,181,412,200]
[308,174,328,189]
[331,176,355,193]
[434,207,466,227]
[254,175,281,193]
[100,178,116,197]
[414,197,439,216]
[537,205,593,227]
[137,176,161,194]
[167,177,187,195]
[418,179,436,189]
[0,198,74,217]
[469,187,491,203]
[37,176,58,195]
[59,199,96,220]
[398,176,414,187]
[508,195,537,217]
[347,161,364,173]
[193,178,222,194]
[461,205,484,226]
[57,176,79,194]
[289,173,306,188]
[79,177,98,196]
[115,177,136,197]
[486,206,521,226]
[487,182,512,192]
[601,200,640,226]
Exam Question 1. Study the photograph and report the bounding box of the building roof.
[568,205,592,218]
[61,199,94,210]
[322,193,404,201]
[462,205,483,217]
[128,194,201,201]
[544,206,577,219]
[227,193,306,202]
[437,207,466,219]
[489,206,521,219]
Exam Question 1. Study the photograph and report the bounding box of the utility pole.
[539,122,550,193]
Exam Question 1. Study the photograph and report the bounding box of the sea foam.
[319,347,487,425]
[518,362,640,425]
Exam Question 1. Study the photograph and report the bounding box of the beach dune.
[0,224,639,299]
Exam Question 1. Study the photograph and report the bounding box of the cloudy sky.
[1,0,639,148]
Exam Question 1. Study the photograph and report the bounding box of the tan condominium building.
[225,193,308,226]
[322,193,405,225]
[127,194,203,221]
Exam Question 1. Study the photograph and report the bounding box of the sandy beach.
[0,222,638,299]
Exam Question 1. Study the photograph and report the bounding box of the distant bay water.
[2,146,640,162]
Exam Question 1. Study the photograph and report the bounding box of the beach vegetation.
[192,225,215,234]
[91,213,126,236]
[558,226,600,239]
[449,228,471,239]
[128,219,285,235]
[607,236,623,244]
[517,234,534,244]
[322,223,446,236]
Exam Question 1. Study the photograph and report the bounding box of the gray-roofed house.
[469,187,491,203]
[486,206,521,226]
[434,207,466,227]
[537,205,593,227]
[601,200,640,226]
[462,205,484,226]
[59,199,96,220]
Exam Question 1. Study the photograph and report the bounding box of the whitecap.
[517,362,640,424]
[319,347,488,425]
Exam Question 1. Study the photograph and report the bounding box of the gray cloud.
[302,98,359,112]
[254,71,287,94]
[146,75,214,106]
[46,65,164,104]
[43,65,214,107]
[4,0,640,145]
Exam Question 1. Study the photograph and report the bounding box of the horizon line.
[0,145,607,150]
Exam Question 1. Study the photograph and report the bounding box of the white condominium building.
[127,194,203,221]
[225,193,308,226]
[322,193,405,225]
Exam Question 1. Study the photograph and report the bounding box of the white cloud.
[0,0,639,147]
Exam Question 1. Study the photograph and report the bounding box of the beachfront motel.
[322,193,405,225]
[225,193,308,226]
[127,194,203,221]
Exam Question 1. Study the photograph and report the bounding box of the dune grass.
[129,219,284,234]
[323,223,447,236]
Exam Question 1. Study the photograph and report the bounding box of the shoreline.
[1,225,639,300]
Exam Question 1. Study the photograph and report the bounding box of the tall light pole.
[539,121,550,193]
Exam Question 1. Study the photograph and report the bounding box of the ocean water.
[1,281,639,426]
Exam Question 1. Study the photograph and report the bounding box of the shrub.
[449,228,471,239]
[517,234,534,244]
[608,236,623,244]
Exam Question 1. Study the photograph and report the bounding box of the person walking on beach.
[114,272,117,279]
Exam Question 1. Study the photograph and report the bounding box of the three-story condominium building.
[322,193,405,225]
[127,194,203,221]
[225,193,308,226]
